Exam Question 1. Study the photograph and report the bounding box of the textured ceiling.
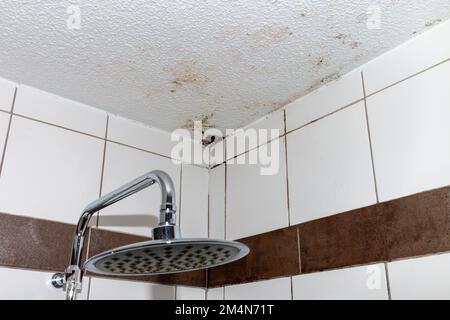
[0,1,449,132]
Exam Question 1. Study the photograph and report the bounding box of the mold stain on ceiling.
[0,0,449,132]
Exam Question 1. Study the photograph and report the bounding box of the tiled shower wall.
[207,19,450,300]
[0,18,449,300]
[0,82,208,299]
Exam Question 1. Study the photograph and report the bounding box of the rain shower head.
[84,239,248,275]
[52,170,249,300]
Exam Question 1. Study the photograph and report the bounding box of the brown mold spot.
[334,33,347,40]
[247,24,292,43]
[350,41,362,49]
[413,18,443,35]
[308,72,341,91]
[167,61,210,93]
[425,18,442,28]
[180,113,215,131]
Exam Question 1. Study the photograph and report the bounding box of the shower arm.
[59,170,178,300]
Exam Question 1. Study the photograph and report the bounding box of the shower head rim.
[84,238,249,276]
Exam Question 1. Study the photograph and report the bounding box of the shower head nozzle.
[84,239,248,275]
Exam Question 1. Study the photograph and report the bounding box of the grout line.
[87,115,109,299]
[178,164,183,230]
[95,115,109,228]
[174,286,178,300]
[13,113,104,140]
[285,98,365,136]
[107,139,173,161]
[384,262,392,300]
[8,110,208,170]
[0,87,17,177]
[290,276,294,300]
[224,163,227,240]
[207,193,211,238]
[296,226,302,274]
[85,228,93,300]
[283,110,291,226]
[366,58,450,98]
[361,72,380,203]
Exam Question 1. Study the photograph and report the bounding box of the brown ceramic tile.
[298,205,388,273]
[88,227,206,287]
[383,187,450,260]
[207,226,299,287]
[298,187,450,274]
[0,212,78,272]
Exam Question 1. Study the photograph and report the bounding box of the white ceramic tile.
[0,267,87,300]
[180,164,209,238]
[363,19,450,95]
[98,142,181,236]
[207,287,224,300]
[367,60,450,202]
[89,277,174,300]
[293,264,388,300]
[285,69,363,132]
[208,165,225,239]
[108,114,176,158]
[226,109,284,160]
[14,85,107,137]
[0,77,16,112]
[226,138,288,239]
[287,102,377,224]
[176,286,206,300]
[0,116,104,223]
[0,112,10,158]
[388,253,450,300]
[225,278,291,300]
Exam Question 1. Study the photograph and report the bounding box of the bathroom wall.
[0,81,208,299]
[207,18,450,300]
[0,18,449,300]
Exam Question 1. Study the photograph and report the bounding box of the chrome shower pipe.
[56,170,179,300]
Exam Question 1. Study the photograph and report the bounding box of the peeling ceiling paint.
[0,1,449,131]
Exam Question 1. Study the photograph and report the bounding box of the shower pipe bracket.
[51,170,179,300]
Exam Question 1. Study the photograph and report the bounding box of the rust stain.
[350,41,362,49]
[180,113,215,131]
[166,60,210,93]
[308,72,341,92]
[425,18,442,27]
[246,24,292,43]
[412,18,443,35]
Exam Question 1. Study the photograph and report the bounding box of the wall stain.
[246,24,292,43]
[166,60,210,93]
[180,113,215,131]
[412,18,443,35]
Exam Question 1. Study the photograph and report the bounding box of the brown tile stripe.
[0,213,205,287]
[208,226,299,287]
[1,186,449,288]
[0,213,81,272]
[208,186,450,287]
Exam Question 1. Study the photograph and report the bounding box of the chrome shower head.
[53,170,249,300]
[84,239,248,275]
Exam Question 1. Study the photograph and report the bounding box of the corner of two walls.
[206,18,450,300]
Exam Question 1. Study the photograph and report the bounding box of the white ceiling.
[0,1,449,132]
